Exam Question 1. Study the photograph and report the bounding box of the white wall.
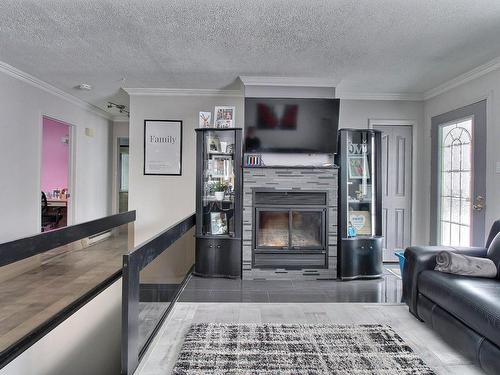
[128,93,426,245]
[0,67,113,243]
[128,94,244,245]
[339,99,426,244]
[1,279,122,375]
[424,68,500,243]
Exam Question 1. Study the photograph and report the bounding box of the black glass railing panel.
[0,211,136,368]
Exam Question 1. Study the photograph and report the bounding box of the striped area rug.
[173,323,435,374]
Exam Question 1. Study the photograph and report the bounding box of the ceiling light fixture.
[107,101,130,117]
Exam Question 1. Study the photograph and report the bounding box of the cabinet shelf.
[338,128,383,280]
[195,128,243,278]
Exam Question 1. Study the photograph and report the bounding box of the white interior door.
[374,124,413,262]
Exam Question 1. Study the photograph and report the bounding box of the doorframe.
[39,115,77,230]
[368,119,415,246]
[116,138,129,214]
[426,90,493,244]
[430,100,487,247]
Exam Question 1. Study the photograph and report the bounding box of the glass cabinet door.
[344,131,376,237]
[201,130,237,236]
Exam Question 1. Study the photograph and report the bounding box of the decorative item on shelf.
[144,120,182,175]
[211,181,227,201]
[207,133,221,152]
[220,141,228,153]
[347,221,357,238]
[355,189,364,201]
[349,210,372,236]
[210,156,231,178]
[226,143,234,154]
[210,212,228,235]
[245,154,263,167]
[348,155,370,179]
[214,106,235,128]
[199,112,212,127]
[362,184,372,200]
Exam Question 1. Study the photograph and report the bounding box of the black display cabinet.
[337,128,383,280]
[194,128,243,278]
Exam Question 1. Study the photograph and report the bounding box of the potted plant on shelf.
[212,181,227,201]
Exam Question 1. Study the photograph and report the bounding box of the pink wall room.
[41,117,70,193]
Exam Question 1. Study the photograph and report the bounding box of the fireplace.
[253,190,327,269]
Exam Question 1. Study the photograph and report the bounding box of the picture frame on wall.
[144,120,182,175]
[214,106,235,128]
[348,155,370,179]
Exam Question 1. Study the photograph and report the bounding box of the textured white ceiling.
[1,0,500,112]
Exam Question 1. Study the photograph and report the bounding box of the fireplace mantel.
[242,167,338,280]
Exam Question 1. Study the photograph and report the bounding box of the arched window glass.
[439,118,472,246]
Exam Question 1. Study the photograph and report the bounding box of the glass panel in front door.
[439,118,472,246]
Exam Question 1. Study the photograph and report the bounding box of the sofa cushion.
[487,232,500,277]
[418,270,500,348]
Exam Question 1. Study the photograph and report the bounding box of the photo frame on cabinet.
[349,210,372,236]
[144,120,182,175]
[348,155,370,179]
[214,106,235,128]
[210,212,228,235]
[199,111,212,127]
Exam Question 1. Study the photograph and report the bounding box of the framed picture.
[349,210,372,236]
[144,120,182,175]
[210,212,228,235]
[210,155,227,178]
[348,156,370,179]
[214,106,235,128]
[207,133,221,153]
[199,111,212,127]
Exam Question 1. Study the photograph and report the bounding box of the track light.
[107,102,130,117]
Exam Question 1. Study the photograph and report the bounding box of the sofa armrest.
[402,245,488,318]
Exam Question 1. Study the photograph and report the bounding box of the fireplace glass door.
[257,210,289,248]
[291,211,323,248]
[256,209,325,250]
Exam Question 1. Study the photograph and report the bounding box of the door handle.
[473,196,485,211]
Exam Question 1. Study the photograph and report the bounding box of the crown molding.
[336,90,423,101]
[123,87,243,97]
[239,76,337,87]
[0,61,112,120]
[423,55,500,100]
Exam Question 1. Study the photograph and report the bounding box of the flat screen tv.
[244,97,339,154]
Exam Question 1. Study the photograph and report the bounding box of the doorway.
[431,100,487,247]
[41,116,73,231]
[118,137,129,213]
[372,123,413,262]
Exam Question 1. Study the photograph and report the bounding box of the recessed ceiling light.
[77,83,93,90]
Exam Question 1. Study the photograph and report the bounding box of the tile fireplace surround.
[243,167,338,280]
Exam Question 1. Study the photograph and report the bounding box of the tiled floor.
[137,303,485,375]
[179,266,403,303]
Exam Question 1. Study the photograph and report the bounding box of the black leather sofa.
[403,220,500,375]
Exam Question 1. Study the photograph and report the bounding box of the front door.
[374,125,413,262]
[431,100,487,247]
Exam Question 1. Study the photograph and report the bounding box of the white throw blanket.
[435,251,497,278]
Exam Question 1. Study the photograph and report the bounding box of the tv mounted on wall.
[244,97,340,154]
